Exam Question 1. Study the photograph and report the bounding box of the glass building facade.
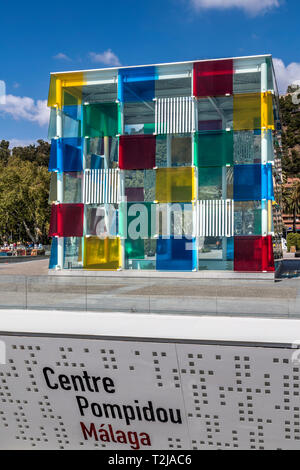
[48,55,282,273]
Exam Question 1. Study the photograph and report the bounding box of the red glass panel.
[119,135,156,170]
[262,235,275,272]
[193,59,233,97]
[49,204,58,236]
[49,204,84,237]
[234,236,274,272]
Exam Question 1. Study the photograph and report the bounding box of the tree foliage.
[280,92,300,176]
[0,140,50,243]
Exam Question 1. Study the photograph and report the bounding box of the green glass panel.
[125,239,157,270]
[125,238,145,259]
[119,202,156,239]
[194,130,233,167]
[83,103,118,138]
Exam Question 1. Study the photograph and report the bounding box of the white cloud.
[190,0,280,15]
[89,49,121,67]
[273,58,300,94]
[53,52,71,61]
[0,94,50,126]
[0,80,5,105]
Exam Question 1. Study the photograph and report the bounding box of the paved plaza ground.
[0,257,299,317]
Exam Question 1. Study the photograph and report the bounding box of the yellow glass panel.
[233,93,261,131]
[84,236,120,270]
[261,92,274,130]
[155,167,196,203]
[268,199,273,234]
[48,72,86,108]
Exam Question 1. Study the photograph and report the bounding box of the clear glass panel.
[63,237,83,269]
[83,236,120,270]
[64,172,82,203]
[234,201,262,236]
[81,82,117,104]
[233,131,262,164]
[156,203,194,238]
[198,236,234,271]
[155,167,196,203]
[155,77,191,98]
[156,135,192,168]
[48,172,82,203]
[48,108,57,139]
[233,71,261,94]
[198,166,233,200]
[49,172,57,203]
[123,170,156,202]
[197,96,233,131]
[124,102,155,135]
[85,137,118,170]
[86,204,118,237]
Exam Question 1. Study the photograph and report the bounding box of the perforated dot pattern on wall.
[0,336,300,449]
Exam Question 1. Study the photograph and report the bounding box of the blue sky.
[0,0,299,147]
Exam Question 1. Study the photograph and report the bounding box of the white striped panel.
[197,200,234,237]
[155,97,195,134]
[83,169,120,204]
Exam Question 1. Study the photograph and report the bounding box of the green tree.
[0,140,10,165]
[282,181,300,233]
[0,140,51,243]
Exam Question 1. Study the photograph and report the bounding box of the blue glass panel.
[49,237,58,269]
[118,66,156,103]
[267,163,274,200]
[233,164,274,201]
[156,236,197,271]
[63,104,81,121]
[226,237,234,261]
[49,138,83,172]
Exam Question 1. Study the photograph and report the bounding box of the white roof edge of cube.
[50,54,273,76]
